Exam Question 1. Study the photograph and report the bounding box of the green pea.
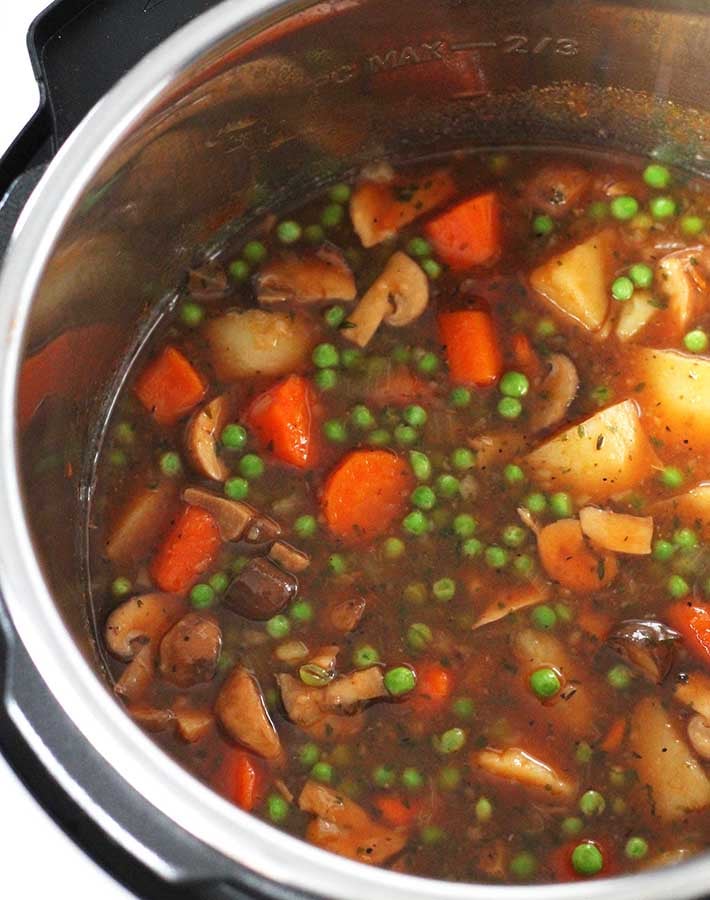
[383,536,406,560]
[327,553,347,575]
[108,449,128,467]
[403,404,427,427]
[579,789,606,817]
[502,524,526,548]
[435,474,460,498]
[312,342,339,368]
[449,386,471,408]
[190,583,216,609]
[436,727,466,754]
[587,200,609,220]
[529,666,560,699]
[504,463,525,485]
[304,224,325,244]
[114,422,135,446]
[329,183,351,204]
[221,423,247,450]
[590,384,612,406]
[403,581,428,605]
[266,793,289,823]
[321,203,344,228]
[243,240,267,264]
[628,263,653,288]
[409,450,432,482]
[438,766,461,791]
[532,214,554,236]
[384,666,416,696]
[323,305,346,329]
[239,453,264,480]
[394,424,419,447]
[403,510,428,535]
[372,764,396,788]
[276,220,302,243]
[341,347,363,369]
[561,816,583,838]
[674,527,698,549]
[555,602,574,623]
[497,396,522,419]
[353,645,380,668]
[228,259,250,281]
[404,623,432,654]
[298,742,320,767]
[610,195,639,220]
[453,514,477,538]
[452,696,475,719]
[643,163,671,189]
[549,491,573,518]
[111,576,132,598]
[294,514,317,538]
[513,553,534,576]
[451,447,475,471]
[475,796,493,822]
[523,492,547,514]
[416,351,440,373]
[290,599,313,623]
[310,762,334,783]
[180,301,205,327]
[607,664,632,690]
[391,344,412,364]
[625,836,648,860]
[659,465,684,489]
[531,604,557,630]
[421,259,442,280]
[411,485,437,511]
[407,236,432,258]
[499,370,529,398]
[461,537,483,558]
[266,614,290,639]
[649,195,677,219]
[510,851,538,880]
[571,842,603,876]
[209,571,229,594]
[323,419,347,443]
[401,767,424,790]
[156,450,181,478]
[535,317,557,338]
[368,428,391,447]
[350,404,376,430]
[681,214,704,236]
[432,577,456,602]
[652,539,675,562]
[420,825,445,845]
[485,546,509,569]
[575,741,593,764]
[684,329,709,353]
[611,276,634,302]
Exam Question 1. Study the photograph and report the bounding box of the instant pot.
[1,0,709,898]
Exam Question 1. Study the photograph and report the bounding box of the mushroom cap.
[183,487,254,541]
[529,353,579,433]
[256,244,356,306]
[185,394,231,482]
[215,665,282,759]
[159,612,222,688]
[382,252,429,327]
[105,592,186,661]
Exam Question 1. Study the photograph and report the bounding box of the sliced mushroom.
[159,612,222,688]
[657,247,709,334]
[215,665,282,759]
[244,513,282,545]
[579,507,654,555]
[528,353,579,432]
[185,395,230,482]
[688,715,710,760]
[224,557,297,620]
[183,487,254,541]
[129,705,175,732]
[524,165,590,218]
[105,593,185,661]
[343,252,429,347]
[299,780,408,864]
[256,244,356,306]
[606,619,680,684]
[268,540,310,573]
[328,596,367,633]
[277,666,385,730]
[114,643,155,703]
[187,263,229,302]
[174,707,214,743]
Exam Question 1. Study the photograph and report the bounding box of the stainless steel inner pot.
[1,0,710,897]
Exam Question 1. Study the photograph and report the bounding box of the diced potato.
[473,747,575,798]
[472,582,550,629]
[657,250,707,336]
[579,507,653,555]
[615,290,658,342]
[204,310,314,381]
[634,348,710,455]
[524,399,660,501]
[512,629,593,737]
[674,671,710,721]
[105,481,179,565]
[537,518,618,591]
[529,230,614,331]
[630,697,710,822]
[654,484,710,539]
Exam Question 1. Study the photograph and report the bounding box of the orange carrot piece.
[410,662,454,714]
[222,749,265,811]
[246,375,319,470]
[667,600,710,667]
[511,332,543,379]
[135,346,207,426]
[577,606,614,642]
[537,519,618,593]
[150,504,221,593]
[600,717,626,753]
[425,191,501,270]
[438,310,503,387]
[322,450,413,543]
[372,793,422,827]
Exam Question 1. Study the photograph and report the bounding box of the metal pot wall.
[1,0,710,897]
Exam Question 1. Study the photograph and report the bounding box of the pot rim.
[1,1,709,897]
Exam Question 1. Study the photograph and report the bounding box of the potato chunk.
[524,400,659,501]
[578,507,653,555]
[634,348,710,455]
[529,230,613,331]
[654,484,710,539]
[473,747,575,798]
[630,697,710,822]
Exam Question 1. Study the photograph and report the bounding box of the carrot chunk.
[135,346,207,426]
[537,519,618,593]
[150,504,221,593]
[438,310,503,387]
[322,449,413,543]
[425,191,501,270]
[246,375,319,470]
[667,600,710,667]
[409,662,454,714]
[221,749,265,811]
[372,793,422,827]
[600,717,627,753]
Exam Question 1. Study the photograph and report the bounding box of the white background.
[1,4,133,898]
